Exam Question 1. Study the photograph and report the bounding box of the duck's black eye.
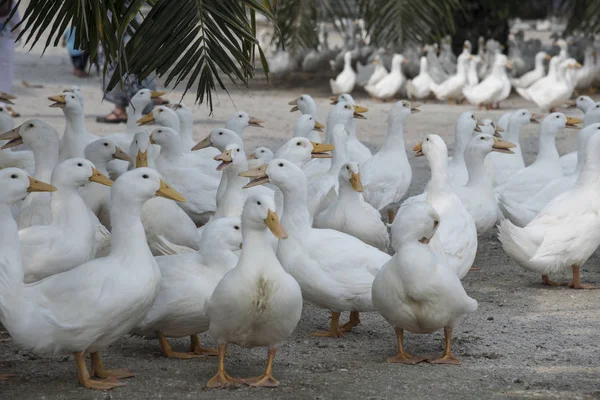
[218,132,223,135]
[143,174,149,179]
[278,163,284,167]
[261,150,265,153]
[257,201,261,205]
[29,123,34,128]
[11,174,17,179]
[0,108,3,112]
[239,114,243,118]
[433,220,439,227]
[297,142,301,146]
[104,142,109,146]
[234,225,240,230]
[158,109,163,113]
[236,149,240,152]
[346,166,350,169]
[77,162,83,167]
[426,138,429,141]
[480,136,484,140]
[556,115,559,118]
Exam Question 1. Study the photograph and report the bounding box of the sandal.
[96,111,127,124]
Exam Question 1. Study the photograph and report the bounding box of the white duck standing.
[413,134,478,279]
[330,94,372,163]
[288,94,318,118]
[463,54,510,109]
[447,112,483,186]
[429,47,470,102]
[372,202,478,365]
[496,113,582,215]
[498,131,600,289]
[366,54,388,87]
[330,51,357,95]
[527,58,581,112]
[361,100,415,222]
[169,103,197,151]
[454,134,516,234]
[0,119,60,229]
[407,56,434,100]
[82,139,131,229]
[293,114,324,143]
[364,54,406,100]
[485,110,539,186]
[560,102,600,174]
[241,159,391,338]
[0,168,184,390]
[205,194,302,388]
[18,158,113,283]
[134,217,242,358]
[511,51,549,89]
[224,111,265,137]
[314,161,389,251]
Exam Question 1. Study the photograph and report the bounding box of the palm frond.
[272,0,319,52]
[561,0,600,34]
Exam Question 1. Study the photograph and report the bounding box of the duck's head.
[510,109,540,127]
[247,147,274,167]
[288,94,316,114]
[275,137,334,167]
[340,161,363,192]
[62,86,83,106]
[52,158,113,189]
[0,119,58,150]
[542,113,582,133]
[0,91,16,105]
[479,119,504,138]
[242,194,287,239]
[48,92,80,113]
[192,128,242,152]
[457,112,484,138]
[137,105,178,128]
[0,168,55,205]
[391,54,406,67]
[130,132,154,168]
[85,138,131,166]
[413,134,447,160]
[241,158,306,193]
[493,54,510,70]
[201,217,243,251]
[329,93,354,105]
[168,103,192,124]
[214,143,247,171]
[295,114,324,135]
[392,202,440,248]
[535,51,549,63]
[131,88,167,110]
[113,168,186,204]
[226,111,264,133]
[149,127,180,150]
[467,134,515,159]
[337,102,368,124]
[577,123,600,156]
[567,95,594,111]
[389,100,419,125]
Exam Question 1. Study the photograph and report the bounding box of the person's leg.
[97,66,129,123]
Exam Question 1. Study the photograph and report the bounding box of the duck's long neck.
[64,108,85,138]
[536,129,559,162]
[381,120,406,153]
[465,149,491,188]
[450,132,470,166]
[280,181,312,236]
[215,165,247,216]
[159,140,184,163]
[33,145,59,181]
[127,101,148,132]
[0,203,25,322]
[109,197,151,258]
[338,181,362,204]
[201,244,238,273]
[329,135,349,174]
[576,152,600,188]
[178,117,194,150]
[50,185,92,226]
[237,226,277,273]
[428,153,450,191]
[346,119,357,139]
[504,121,523,144]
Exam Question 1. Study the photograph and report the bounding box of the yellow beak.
[192,135,212,151]
[136,150,148,168]
[240,165,269,188]
[566,116,584,128]
[27,176,56,192]
[89,168,113,186]
[329,95,339,105]
[413,142,424,157]
[156,179,186,202]
[214,149,233,171]
[150,90,167,99]
[314,120,325,131]
[353,105,368,119]
[48,94,67,108]
[491,137,516,154]
[350,172,364,192]
[248,117,265,127]
[264,209,287,239]
[0,126,23,149]
[112,146,131,161]
[311,141,335,158]
[137,113,155,126]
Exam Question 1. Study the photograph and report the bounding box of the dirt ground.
[1,41,600,400]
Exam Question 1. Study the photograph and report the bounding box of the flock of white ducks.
[0,86,597,391]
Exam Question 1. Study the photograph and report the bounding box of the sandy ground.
[1,40,600,400]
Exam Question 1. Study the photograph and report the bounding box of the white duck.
[413,134,478,279]
[224,111,265,137]
[49,92,99,161]
[330,93,372,163]
[479,119,504,137]
[242,159,391,338]
[429,48,470,102]
[466,55,480,88]
[485,110,538,186]
[293,114,324,143]
[0,119,60,229]
[366,54,388,87]
[560,102,600,175]
[511,51,549,89]
[364,54,406,100]
[372,202,478,365]
[361,100,415,221]
[314,161,389,251]
[131,133,203,253]
[275,137,334,167]
[525,58,581,112]
[205,194,302,388]
[81,139,131,229]
[133,217,242,358]
[288,94,318,118]
[0,168,184,390]
[330,51,357,95]
[447,112,483,186]
[247,146,274,169]
[0,106,34,173]
[463,54,510,108]
[168,103,197,151]
[454,134,516,234]
[499,123,600,227]
[19,159,113,283]
[407,56,434,100]
[574,47,596,93]
[496,113,581,212]
[498,130,600,289]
